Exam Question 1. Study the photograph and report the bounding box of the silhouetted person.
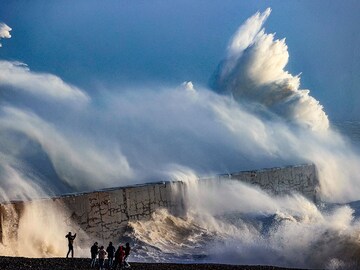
[124,242,131,268]
[65,232,76,258]
[98,245,107,270]
[106,241,116,268]
[90,242,99,268]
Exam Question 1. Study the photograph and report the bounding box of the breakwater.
[0,164,319,247]
[217,164,319,202]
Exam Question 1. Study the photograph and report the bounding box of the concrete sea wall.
[0,164,319,246]
[217,164,320,202]
[0,181,185,246]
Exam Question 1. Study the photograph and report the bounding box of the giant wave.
[1,8,360,269]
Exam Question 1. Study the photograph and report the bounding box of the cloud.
[0,23,11,47]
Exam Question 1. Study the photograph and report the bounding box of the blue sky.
[0,0,360,120]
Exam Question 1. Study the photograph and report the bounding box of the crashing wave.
[211,8,329,131]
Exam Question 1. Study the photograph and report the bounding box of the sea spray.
[0,23,11,47]
[129,169,360,268]
[0,199,91,257]
[212,8,329,131]
[1,15,360,201]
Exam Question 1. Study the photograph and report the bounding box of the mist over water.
[1,8,360,268]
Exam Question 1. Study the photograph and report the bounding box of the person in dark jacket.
[65,232,76,258]
[90,242,99,268]
[124,243,131,268]
[106,242,116,268]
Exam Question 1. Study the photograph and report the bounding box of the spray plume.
[0,23,11,47]
[212,8,329,131]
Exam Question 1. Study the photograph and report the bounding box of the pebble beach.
[0,257,320,270]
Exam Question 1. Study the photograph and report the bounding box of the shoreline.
[0,256,320,270]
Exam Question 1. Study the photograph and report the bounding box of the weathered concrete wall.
[0,164,319,246]
[0,181,185,245]
[216,164,319,202]
[57,181,185,241]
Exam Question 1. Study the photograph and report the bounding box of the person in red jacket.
[113,245,125,269]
